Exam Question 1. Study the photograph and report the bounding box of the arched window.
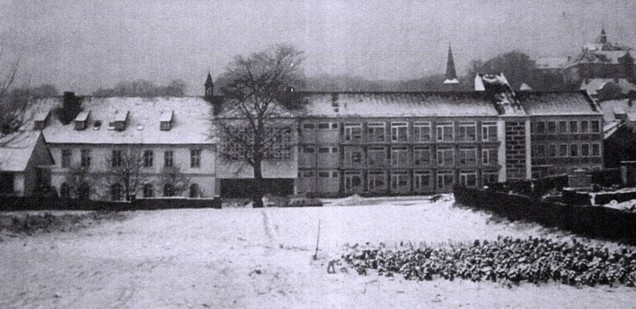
[143,183,154,198]
[78,183,90,200]
[60,182,71,198]
[189,183,199,198]
[163,183,174,197]
[111,183,122,201]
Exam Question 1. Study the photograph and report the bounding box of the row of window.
[339,147,497,167]
[532,143,602,158]
[340,121,498,143]
[61,149,203,169]
[59,182,201,200]
[298,170,498,192]
[532,120,601,135]
[302,122,339,130]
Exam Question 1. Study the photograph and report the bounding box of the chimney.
[59,92,82,125]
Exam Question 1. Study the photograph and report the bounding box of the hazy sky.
[1,0,635,95]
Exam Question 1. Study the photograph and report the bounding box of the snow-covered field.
[1,195,634,308]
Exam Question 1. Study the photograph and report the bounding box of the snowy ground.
[1,195,634,308]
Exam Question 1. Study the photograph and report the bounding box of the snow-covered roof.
[598,99,636,123]
[301,92,501,118]
[28,96,215,145]
[580,78,636,96]
[75,111,90,122]
[0,131,43,172]
[516,91,600,116]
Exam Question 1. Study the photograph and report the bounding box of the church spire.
[443,44,459,85]
[599,28,607,44]
[204,71,214,102]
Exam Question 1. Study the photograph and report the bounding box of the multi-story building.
[29,92,216,200]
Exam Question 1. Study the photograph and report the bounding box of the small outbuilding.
[0,131,54,196]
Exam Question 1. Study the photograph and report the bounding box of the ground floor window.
[143,183,154,198]
[78,183,90,200]
[413,171,432,192]
[164,183,174,197]
[344,172,363,194]
[60,182,71,198]
[482,171,499,186]
[459,170,477,187]
[189,183,200,198]
[368,171,386,192]
[437,171,454,191]
[111,183,122,201]
[390,171,410,193]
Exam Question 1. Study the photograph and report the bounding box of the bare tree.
[157,166,190,197]
[215,44,304,207]
[62,164,95,199]
[104,148,148,201]
[0,45,29,139]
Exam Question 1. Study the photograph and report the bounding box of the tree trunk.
[252,159,265,208]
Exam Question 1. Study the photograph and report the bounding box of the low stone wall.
[0,196,221,211]
[453,185,636,244]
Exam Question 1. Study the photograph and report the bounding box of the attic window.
[93,120,102,130]
[74,111,90,130]
[114,110,129,131]
[160,111,173,131]
[33,111,50,130]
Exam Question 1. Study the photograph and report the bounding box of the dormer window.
[33,111,50,130]
[74,111,90,130]
[160,111,173,131]
[114,110,129,131]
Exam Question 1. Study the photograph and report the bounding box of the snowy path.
[0,198,634,308]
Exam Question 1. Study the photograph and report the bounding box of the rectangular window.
[190,149,201,168]
[459,122,476,141]
[160,121,171,131]
[61,149,71,168]
[413,171,431,191]
[459,147,477,165]
[481,121,498,141]
[345,148,363,166]
[303,146,315,154]
[331,147,338,153]
[581,143,590,157]
[459,170,477,187]
[303,123,315,129]
[318,123,330,129]
[391,122,408,142]
[368,171,386,191]
[536,121,546,134]
[592,143,601,157]
[303,171,314,178]
[482,171,499,186]
[164,151,174,167]
[390,147,409,167]
[80,149,91,167]
[367,147,386,167]
[436,147,454,166]
[536,144,546,157]
[559,121,567,134]
[413,146,431,166]
[318,147,330,153]
[436,121,454,141]
[111,150,122,168]
[559,144,568,157]
[344,123,362,142]
[318,171,330,178]
[570,144,579,157]
[143,150,154,167]
[482,149,490,165]
[331,123,338,129]
[548,144,557,157]
[413,121,431,142]
[437,171,454,190]
[547,121,557,134]
[390,172,409,191]
[580,120,589,133]
[569,121,578,133]
[591,120,600,133]
[367,122,385,142]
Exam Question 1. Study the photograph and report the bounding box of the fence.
[0,196,221,211]
[453,185,636,244]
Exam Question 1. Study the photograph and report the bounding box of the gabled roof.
[0,131,45,172]
[516,91,600,116]
[28,96,215,145]
[301,92,501,118]
[598,99,636,122]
